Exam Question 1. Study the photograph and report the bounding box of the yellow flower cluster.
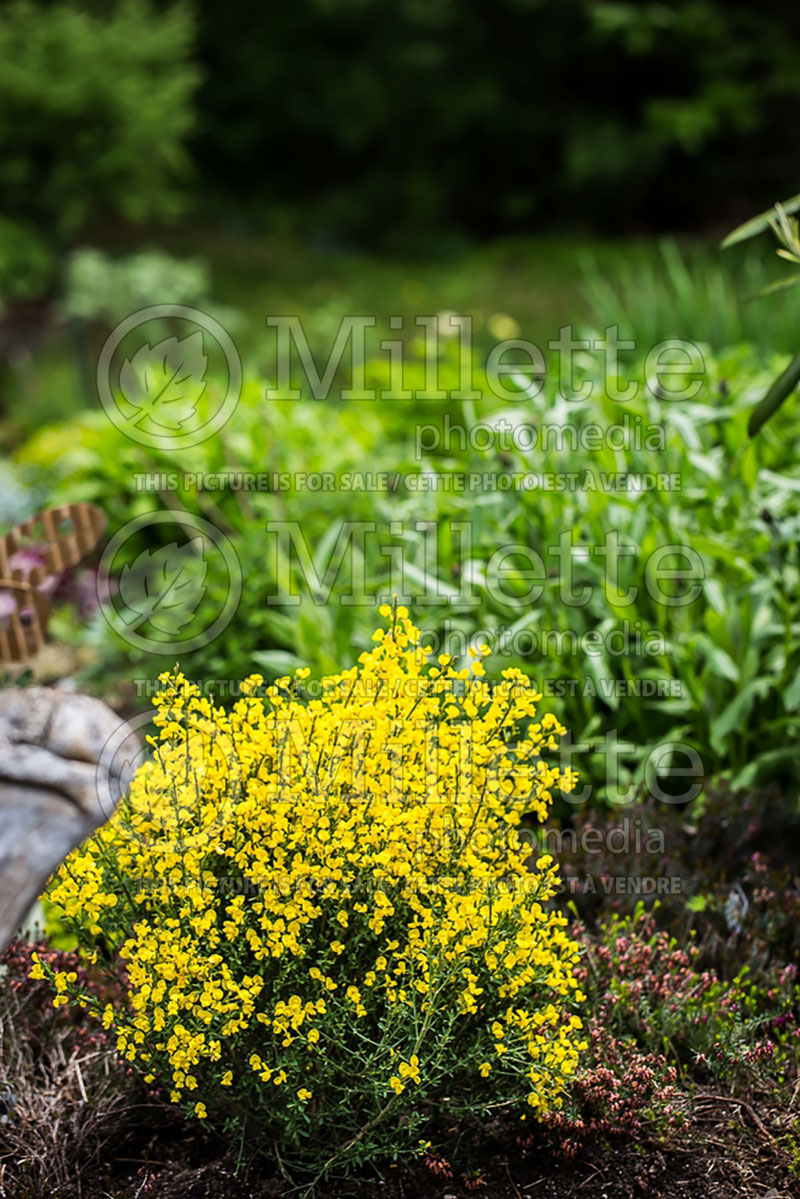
[44,608,586,1166]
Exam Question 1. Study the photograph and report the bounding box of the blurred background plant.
[3,0,800,265]
[1,0,799,810]
[15,341,800,802]
[60,249,211,327]
[191,0,800,244]
[0,0,197,308]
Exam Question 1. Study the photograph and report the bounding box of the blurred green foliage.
[2,0,800,812]
[16,339,800,802]
[581,239,800,356]
[193,0,800,240]
[3,0,800,280]
[7,234,800,445]
[0,0,197,304]
[60,248,211,325]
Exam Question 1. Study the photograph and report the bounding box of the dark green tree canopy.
[0,0,197,300]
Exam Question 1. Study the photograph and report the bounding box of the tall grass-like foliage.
[38,610,586,1177]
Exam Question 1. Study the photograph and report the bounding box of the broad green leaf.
[759,468,800,494]
[703,579,727,616]
[698,638,739,683]
[709,678,770,756]
[689,535,756,576]
[402,560,461,600]
[785,664,800,712]
[731,745,800,789]
[583,655,619,710]
[252,648,305,675]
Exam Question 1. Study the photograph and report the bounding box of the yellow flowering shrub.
[41,608,587,1175]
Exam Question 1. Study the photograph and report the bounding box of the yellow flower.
[398,1055,421,1085]
[194,1102,207,1119]
[42,612,584,1150]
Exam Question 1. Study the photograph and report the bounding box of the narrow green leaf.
[748,352,800,437]
[721,193,800,248]
[747,273,800,301]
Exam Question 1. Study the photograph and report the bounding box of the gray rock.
[0,687,137,948]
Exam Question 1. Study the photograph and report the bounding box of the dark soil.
[62,1091,800,1199]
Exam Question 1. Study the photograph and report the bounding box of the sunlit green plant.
[722,193,800,435]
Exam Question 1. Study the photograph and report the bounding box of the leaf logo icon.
[119,332,207,432]
[118,539,208,637]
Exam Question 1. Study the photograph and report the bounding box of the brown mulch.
[45,1090,798,1199]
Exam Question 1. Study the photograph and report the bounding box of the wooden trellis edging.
[0,503,107,663]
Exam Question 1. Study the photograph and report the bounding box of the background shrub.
[0,0,197,304]
[191,0,800,240]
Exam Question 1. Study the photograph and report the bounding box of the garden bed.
[3,1092,796,1199]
